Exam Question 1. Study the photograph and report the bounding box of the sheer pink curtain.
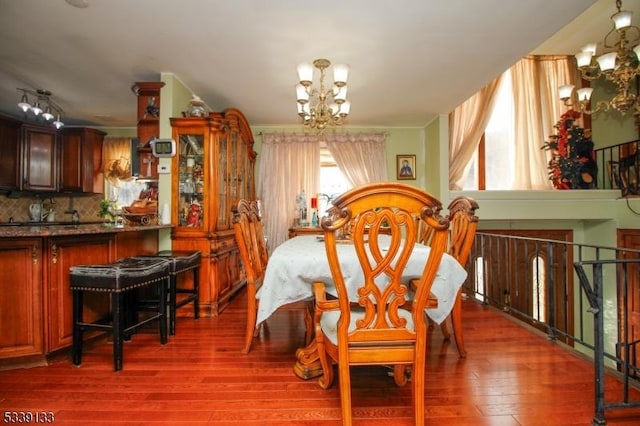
[512,55,579,189]
[449,76,503,190]
[324,132,388,186]
[257,133,320,251]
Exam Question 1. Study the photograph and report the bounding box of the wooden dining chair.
[232,199,266,354]
[415,196,479,357]
[312,182,450,426]
[440,196,479,357]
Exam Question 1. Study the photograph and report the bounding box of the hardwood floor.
[1,290,640,425]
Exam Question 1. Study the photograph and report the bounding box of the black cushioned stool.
[135,250,201,335]
[69,257,170,371]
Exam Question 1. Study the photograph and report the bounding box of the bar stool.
[136,250,201,335]
[69,257,170,371]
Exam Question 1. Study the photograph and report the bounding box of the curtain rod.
[256,130,389,136]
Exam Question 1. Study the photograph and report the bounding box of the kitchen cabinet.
[19,124,58,192]
[0,225,163,366]
[170,108,256,316]
[60,127,106,193]
[0,238,43,360]
[0,115,20,190]
[45,235,113,352]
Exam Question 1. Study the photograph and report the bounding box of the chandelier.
[558,0,640,118]
[17,88,65,129]
[295,58,350,132]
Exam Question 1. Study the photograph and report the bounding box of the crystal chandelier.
[295,58,351,132]
[16,88,65,129]
[558,0,640,118]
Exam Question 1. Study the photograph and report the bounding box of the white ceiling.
[0,0,636,129]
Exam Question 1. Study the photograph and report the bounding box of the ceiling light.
[295,58,351,132]
[16,88,65,129]
[65,0,89,8]
[559,0,640,119]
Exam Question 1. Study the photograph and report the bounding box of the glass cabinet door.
[217,134,228,228]
[177,134,205,228]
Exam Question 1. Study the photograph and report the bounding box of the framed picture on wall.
[396,155,416,180]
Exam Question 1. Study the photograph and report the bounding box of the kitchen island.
[0,222,173,368]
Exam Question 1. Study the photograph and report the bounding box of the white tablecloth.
[256,235,467,325]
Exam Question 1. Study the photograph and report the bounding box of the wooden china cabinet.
[170,108,256,316]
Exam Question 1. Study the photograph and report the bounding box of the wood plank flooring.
[1,290,640,425]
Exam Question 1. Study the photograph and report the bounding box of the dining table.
[256,234,468,379]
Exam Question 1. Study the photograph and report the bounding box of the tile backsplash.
[0,193,103,223]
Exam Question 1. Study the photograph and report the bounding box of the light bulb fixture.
[42,106,54,121]
[53,114,64,129]
[295,58,351,132]
[17,93,30,112]
[559,0,640,119]
[16,88,65,129]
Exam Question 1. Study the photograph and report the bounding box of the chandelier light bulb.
[340,100,351,116]
[596,52,617,71]
[296,84,309,103]
[575,51,593,67]
[612,10,632,30]
[333,64,349,87]
[334,86,347,103]
[576,87,594,102]
[297,63,313,86]
[558,85,575,100]
[582,43,597,55]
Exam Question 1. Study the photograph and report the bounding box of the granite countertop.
[0,222,173,238]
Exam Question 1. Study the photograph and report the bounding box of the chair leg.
[450,292,466,358]
[392,365,408,386]
[192,266,200,319]
[159,276,168,345]
[112,292,124,372]
[439,319,451,341]
[72,290,83,366]
[315,334,334,390]
[169,275,177,335]
[412,358,426,426]
[242,284,257,354]
[337,361,353,426]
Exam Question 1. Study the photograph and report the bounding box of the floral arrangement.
[541,109,597,189]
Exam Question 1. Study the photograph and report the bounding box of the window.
[460,73,514,190]
[318,145,351,216]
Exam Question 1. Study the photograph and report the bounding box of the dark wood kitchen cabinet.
[0,115,21,190]
[19,124,58,192]
[60,127,106,193]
